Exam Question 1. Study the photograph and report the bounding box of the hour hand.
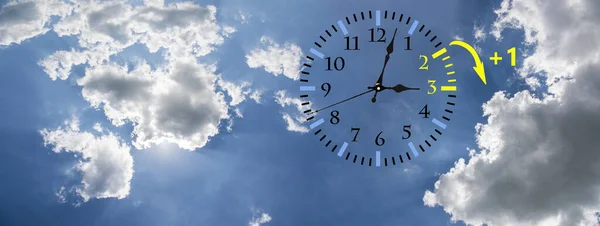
[382,84,420,93]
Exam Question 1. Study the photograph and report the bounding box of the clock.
[297,10,458,167]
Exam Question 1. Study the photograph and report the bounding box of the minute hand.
[374,28,398,85]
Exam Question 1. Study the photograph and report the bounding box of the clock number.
[507,47,516,66]
[325,57,345,71]
[321,83,331,97]
[345,36,359,50]
[419,55,429,70]
[369,28,386,42]
[419,105,431,118]
[375,131,385,146]
[330,110,340,124]
[404,36,412,50]
[428,80,437,94]
[351,127,360,142]
[402,125,412,139]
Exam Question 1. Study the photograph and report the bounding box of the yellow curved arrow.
[449,40,487,85]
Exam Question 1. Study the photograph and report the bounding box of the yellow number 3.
[428,80,437,94]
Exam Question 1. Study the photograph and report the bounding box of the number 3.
[428,80,437,94]
[419,55,429,70]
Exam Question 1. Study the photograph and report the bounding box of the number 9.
[321,83,331,97]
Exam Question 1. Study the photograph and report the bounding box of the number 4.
[419,105,430,118]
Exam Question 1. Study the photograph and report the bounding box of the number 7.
[351,127,360,142]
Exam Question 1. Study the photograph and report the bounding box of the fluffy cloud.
[39,1,231,80]
[274,90,310,133]
[218,79,260,106]
[41,118,133,202]
[281,113,308,133]
[236,10,251,24]
[424,0,600,225]
[2,0,260,151]
[491,0,600,93]
[79,57,229,151]
[473,24,487,42]
[246,36,303,80]
[0,0,72,46]
[249,210,272,226]
[249,89,264,104]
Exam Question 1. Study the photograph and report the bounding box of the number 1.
[507,47,516,66]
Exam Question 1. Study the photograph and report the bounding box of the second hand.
[311,89,375,114]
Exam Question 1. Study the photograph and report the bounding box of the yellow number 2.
[419,55,429,70]
[428,80,437,94]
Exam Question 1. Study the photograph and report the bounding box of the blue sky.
[2,0,600,226]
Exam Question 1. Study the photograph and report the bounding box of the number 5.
[428,80,437,94]
[419,55,429,70]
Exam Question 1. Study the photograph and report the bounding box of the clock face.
[298,10,457,167]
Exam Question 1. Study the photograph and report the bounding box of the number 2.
[419,55,429,70]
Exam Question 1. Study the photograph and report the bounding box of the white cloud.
[4,0,257,151]
[78,58,229,151]
[281,113,309,133]
[236,10,251,24]
[249,210,272,226]
[0,0,72,46]
[490,0,600,94]
[246,36,303,80]
[218,79,253,106]
[250,89,264,104]
[425,0,600,225]
[56,186,67,204]
[453,35,464,41]
[473,24,486,42]
[93,123,103,133]
[41,118,134,202]
[274,90,310,133]
[38,1,230,80]
[274,90,309,110]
